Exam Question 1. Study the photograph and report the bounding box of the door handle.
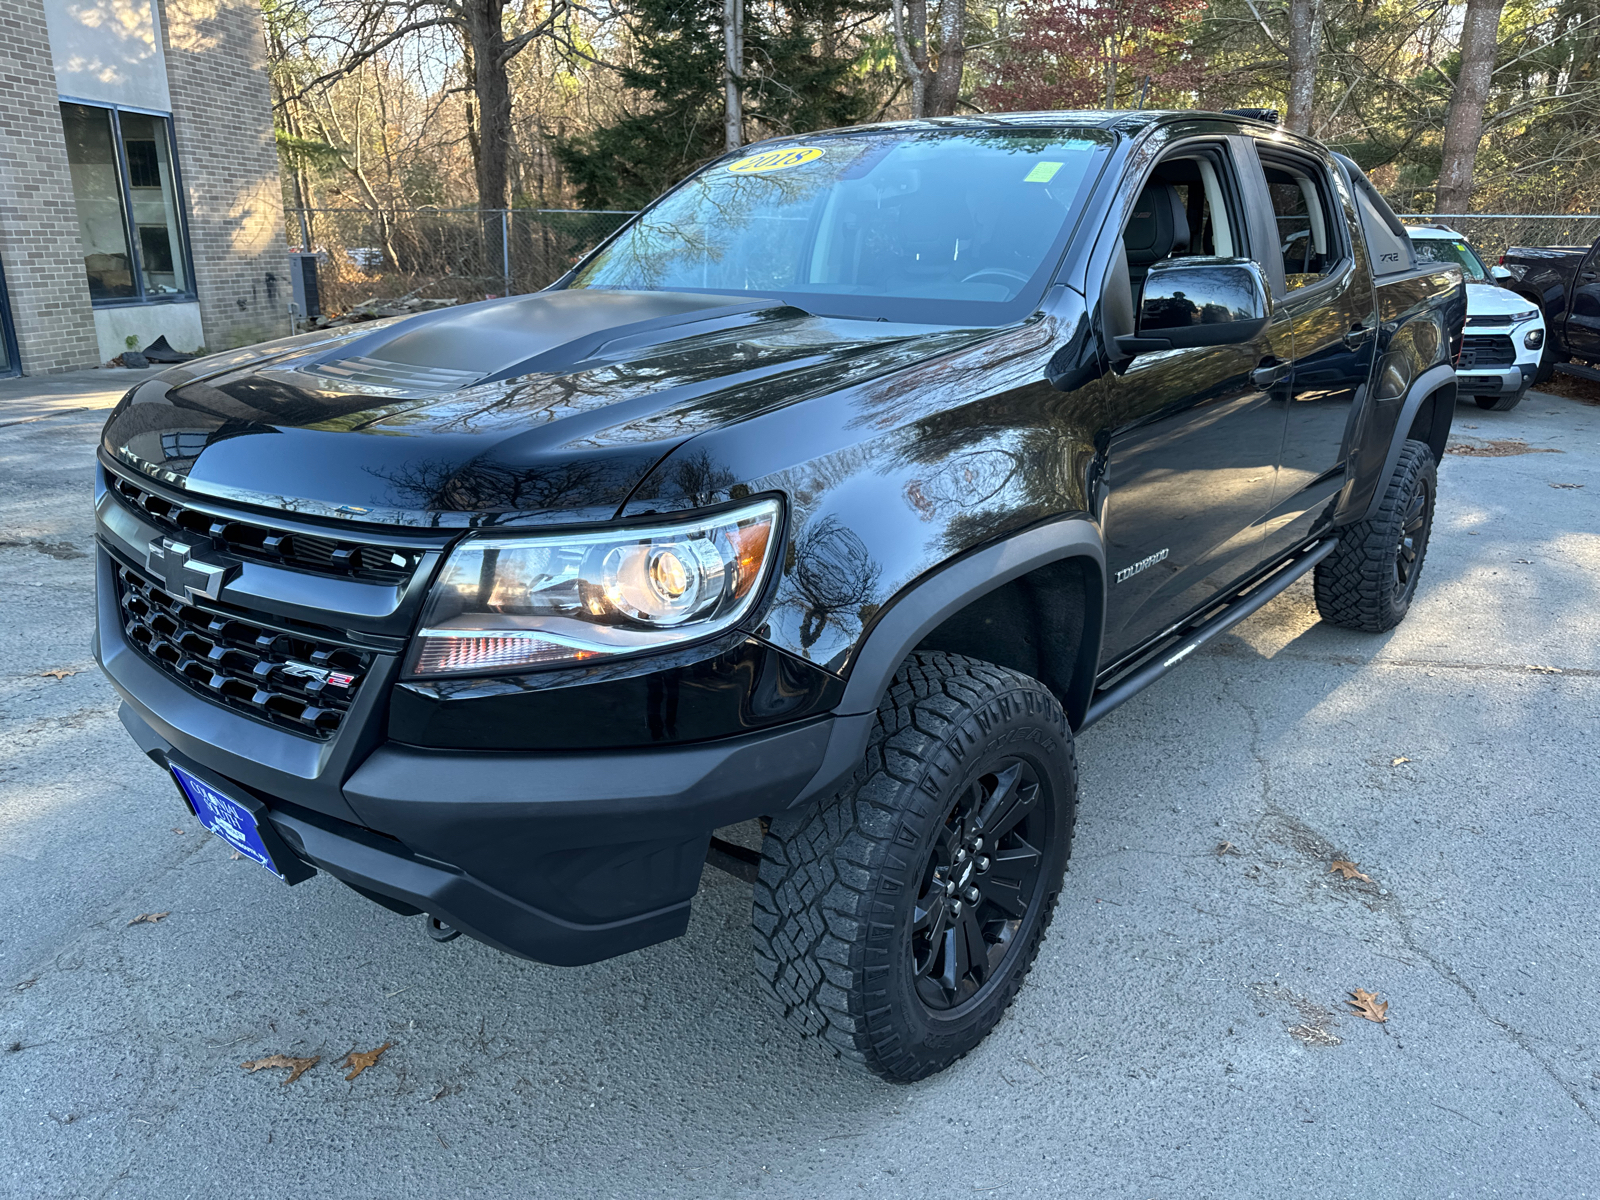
[1343,325,1374,349]
[1251,359,1290,389]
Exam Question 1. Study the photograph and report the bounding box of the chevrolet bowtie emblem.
[147,536,239,602]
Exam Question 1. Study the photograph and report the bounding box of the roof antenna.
[1136,75,1151,110]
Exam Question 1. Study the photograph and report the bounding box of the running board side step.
[1079,538,1339,732]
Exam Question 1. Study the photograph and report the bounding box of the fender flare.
[1362,362,1458,522]
[789,515,1106,807]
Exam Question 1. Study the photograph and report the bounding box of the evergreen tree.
[556,0,876,210]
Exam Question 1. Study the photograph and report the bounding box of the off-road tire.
[752,652,1076,1083]
[1475,384,1527,412]
[1314,438,1437,632]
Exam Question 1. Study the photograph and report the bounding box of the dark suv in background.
[95,110,1464,1081]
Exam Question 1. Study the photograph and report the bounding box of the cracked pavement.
[1,372,1597,1198]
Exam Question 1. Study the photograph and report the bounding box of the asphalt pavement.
[1,369,1597,1199]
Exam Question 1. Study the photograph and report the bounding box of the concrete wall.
[158,0,289,350]
[93,300,202,362]
[0,0,102,373]
[44,0,172,110]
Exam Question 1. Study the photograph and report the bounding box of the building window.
[60,102,193,305]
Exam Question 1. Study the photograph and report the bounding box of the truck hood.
[101,289,986,527]
[1465,281,1543,321]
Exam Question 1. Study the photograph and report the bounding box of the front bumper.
[1455,362,1535,396]
[116,699,832,965]
[95,542,850,966]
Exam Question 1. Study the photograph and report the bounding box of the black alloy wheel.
[753,652,1076,1082]
[912,761,1048,1013]
[1314,438,1437,633]
[1392,474,1432,606]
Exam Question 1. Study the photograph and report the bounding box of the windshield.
[1410,236,1489,281]
[570,128,1113,325]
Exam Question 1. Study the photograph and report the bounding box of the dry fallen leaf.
[1329,861,1372,882]
[229,849,243,861]
[242,1053,320,1086]
[170,828,186,835]
[1527,665,1564,674]
[127,911,170,926]
[39,669,77,680]
[1549,482,1584,489]
[1391,756,1411,767]
[1347,989,1389,1023]
[341,1041,392,1081]
[1214,841,1238,857]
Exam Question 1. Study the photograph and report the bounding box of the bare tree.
[1285,0,1324,134]
[1437,0,1507,212]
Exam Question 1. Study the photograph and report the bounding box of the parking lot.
[1,371,1597,1199]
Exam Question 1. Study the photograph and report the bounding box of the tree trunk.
[925,0,966,117]
[1285,0,1323,135]
[724,0,743,152]
[891,0,930,118]
[1437,0,1506,213]
[463,0,511,291]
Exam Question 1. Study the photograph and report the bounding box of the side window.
[1118,148,1240,289]
[1259,157,1345,289]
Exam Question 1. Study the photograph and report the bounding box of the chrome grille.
[115,562,370,738]
[1458,334,1516,369]
[107,472,419,583]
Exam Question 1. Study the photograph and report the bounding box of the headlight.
[1525,328,1545,349]
[1510,308,1539,323]
[410,498,781,676]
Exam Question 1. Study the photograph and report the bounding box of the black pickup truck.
[94,110,1465,1082]
[1498,238,1600,381]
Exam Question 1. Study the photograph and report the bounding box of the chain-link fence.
[285,206,1600,318]
[1396,213,1600,261]
[285,208,636,317]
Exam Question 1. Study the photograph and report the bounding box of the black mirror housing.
[1115,257,1271,356]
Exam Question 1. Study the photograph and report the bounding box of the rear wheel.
[1314,438,1437,633]
[752,652,1076,1082]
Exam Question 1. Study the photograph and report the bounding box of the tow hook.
[426,915,460,942]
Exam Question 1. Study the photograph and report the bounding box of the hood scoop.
[299,355,485,396]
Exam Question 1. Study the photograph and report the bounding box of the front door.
[1251,145,1378,556]
[1560,241,1600,361]
[1098,142,1293,664]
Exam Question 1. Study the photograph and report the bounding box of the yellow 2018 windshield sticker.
[728,147,824,174]
[1024,161,1065,183]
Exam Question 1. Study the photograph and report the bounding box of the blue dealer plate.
[171,763,280,875]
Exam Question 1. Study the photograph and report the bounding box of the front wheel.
[752,652,1076,1082]
[1476,383,1527,412]
[1314,438,1437,632]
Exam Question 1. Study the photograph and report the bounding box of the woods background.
[266,0,1600,303]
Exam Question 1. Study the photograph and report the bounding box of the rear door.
[1097,138,1294,664]
[1245,140,1378,556]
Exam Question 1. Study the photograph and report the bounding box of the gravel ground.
[1,372,1597,1199]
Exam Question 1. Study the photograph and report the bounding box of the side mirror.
[1490,264,1512,281]
[1114,257,1272,356]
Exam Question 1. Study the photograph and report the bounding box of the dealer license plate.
[170,763,280,876]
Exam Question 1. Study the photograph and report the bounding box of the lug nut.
[973,837,985,852]
[955,848,968,863]
[945,880,956,897]
[964,886,980,903]
[951,900,963,917]
[976,855,992,873]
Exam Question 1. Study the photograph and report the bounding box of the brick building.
[0,0,289,375]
